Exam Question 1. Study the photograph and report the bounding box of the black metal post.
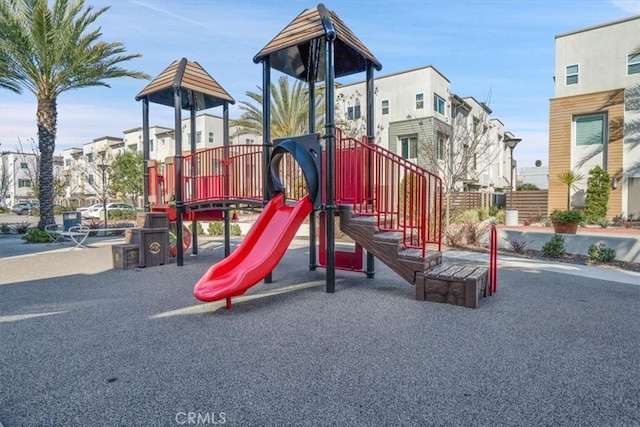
[365,63,375,278]
[308,79,317,271]
[142,98,150,212]
[174,87,184,266]
[263,58,273,283]
[223,102,231,257]
[325,35,336,293]
[190,97,198,255]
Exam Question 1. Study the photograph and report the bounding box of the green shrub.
[584,165,610,223]
[109,209,137,220]
[0,223,11,234]
[495,210,505,224]
[208,221,223,236]
[517,183,539,191]
[191,222,204,235]
[22,228,52,243]
[542,234,565,258]
[477,208,489,221]
[489,205,500,217]
[597,218,610,229]
[230,224,242,236]
[550,209,584,224]
[587,243,616,263]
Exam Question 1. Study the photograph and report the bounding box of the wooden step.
[416,263,488,309]
[339,207,441,285]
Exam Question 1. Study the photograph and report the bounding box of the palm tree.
[0,0,149,228]
[557,170,585,210]
[232,75,324,140]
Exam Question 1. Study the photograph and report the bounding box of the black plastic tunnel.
[267,133,321,210]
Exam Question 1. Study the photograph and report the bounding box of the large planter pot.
[552,221,578,234]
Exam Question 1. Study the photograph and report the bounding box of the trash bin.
[62,211,82,231]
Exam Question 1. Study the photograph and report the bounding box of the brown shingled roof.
[135,58,235,110]
[253,3,382,81]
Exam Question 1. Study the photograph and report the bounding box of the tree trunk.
[36,96,57,229]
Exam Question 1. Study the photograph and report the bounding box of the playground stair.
[338,207,442,286]
[339,207,490,308]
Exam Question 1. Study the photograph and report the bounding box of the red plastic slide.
[194,193,313,305]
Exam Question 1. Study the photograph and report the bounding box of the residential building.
[549,15,640,218]
[335,65,517,193]
[60,113,247,206]
[518,166,549,190]
[1,151,63,208]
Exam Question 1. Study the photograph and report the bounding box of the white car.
[79,204,102,218]
[85,203,136,219]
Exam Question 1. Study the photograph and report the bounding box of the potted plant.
[550,209,584,234]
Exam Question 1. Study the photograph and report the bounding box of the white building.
[335,65,518,193]
[1,151,63,208]
[550,15,640,218]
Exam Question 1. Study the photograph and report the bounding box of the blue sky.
[1,0,639,169]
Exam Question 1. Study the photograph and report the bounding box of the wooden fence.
[506,190,549,224]
[449,190,548,224]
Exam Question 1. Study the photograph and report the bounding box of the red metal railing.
[488,224,498,295]
[149,128,444,256]
[335,128,443,256]
[182,144,263,203]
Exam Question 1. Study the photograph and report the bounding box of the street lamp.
[504,137,521,209]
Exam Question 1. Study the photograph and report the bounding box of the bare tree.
[335,90,385,143]
[73,152,113,228]
[414,95,501,227]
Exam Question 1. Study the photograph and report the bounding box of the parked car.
[85,203,136,219]
[79,204,103,218]
[12,202,39,216]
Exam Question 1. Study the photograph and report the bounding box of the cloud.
[610,0,640,14]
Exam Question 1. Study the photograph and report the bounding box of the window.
[149,139,154,151]
[628,53,640,75]
[472,118,479,134]
[20,162,28,169]
[575,114,606,146]
[65,176,70,186]
[416,93,424,109]
[400,135,418,159]
[437,133,445,160]
[382,100,389,115]
[209,132,214,143]
[566,64,579,85]
[347,105,361,120]
[86,153,94,163]
[18,179,31,188]
[196,131,202,143]
[434,95,445,115]
[245,138,254,144]
[65,159,72,167]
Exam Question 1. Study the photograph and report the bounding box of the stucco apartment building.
[335,65,517,193]
[61,113,236,206]
[550,15,640,219]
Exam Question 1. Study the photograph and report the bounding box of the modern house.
[335,65,517,193]
[549,15,640,218]
[59,113,251,207]
[0,150,63,208]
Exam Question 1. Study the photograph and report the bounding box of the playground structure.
[135,4,495,308]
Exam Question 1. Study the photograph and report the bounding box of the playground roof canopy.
[253,3,382,82]
[135,58,235,110]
